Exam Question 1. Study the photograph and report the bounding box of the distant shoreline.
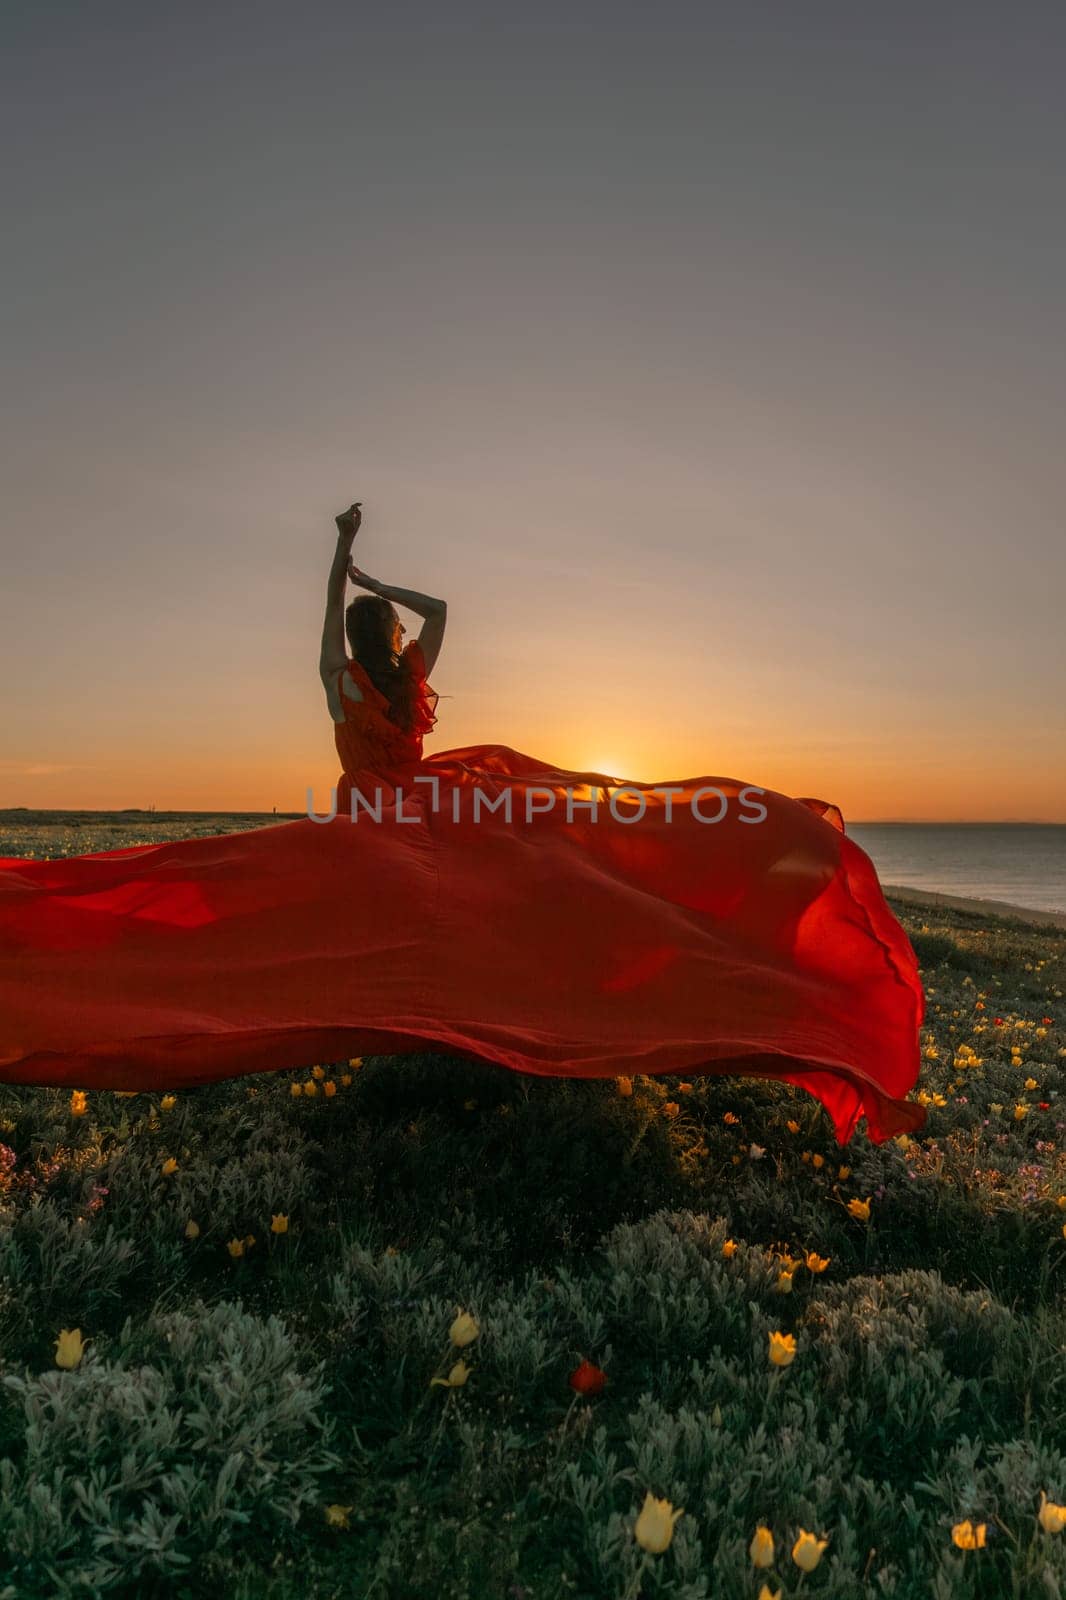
[883,884,1066,931]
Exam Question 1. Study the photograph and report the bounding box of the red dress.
[0,639,926,1144]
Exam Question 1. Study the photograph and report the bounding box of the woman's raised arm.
[319,503,361,680]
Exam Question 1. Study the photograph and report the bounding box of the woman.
[0,502,926,1145]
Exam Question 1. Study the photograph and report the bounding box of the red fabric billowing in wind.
[0,640,926,1144]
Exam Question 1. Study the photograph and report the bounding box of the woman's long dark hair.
[344,594,423,735]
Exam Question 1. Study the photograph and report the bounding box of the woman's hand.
[335,502,362,544]
[348,561,384,594]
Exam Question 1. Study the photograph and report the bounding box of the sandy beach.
[884,883,1066,931]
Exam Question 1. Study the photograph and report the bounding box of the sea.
[849,824,1066,916]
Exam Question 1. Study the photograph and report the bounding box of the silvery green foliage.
[0,1199,140,1324]
[0,1297,340,1598]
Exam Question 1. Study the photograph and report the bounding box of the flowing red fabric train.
[0,642,926,1145]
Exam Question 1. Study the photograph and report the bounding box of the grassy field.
[2,817,1066,1598]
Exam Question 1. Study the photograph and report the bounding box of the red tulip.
[569,1358,607,1395]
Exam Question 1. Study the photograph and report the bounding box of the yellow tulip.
[1025,1078,1039,1091]
[160,1095,177,1112]
[161,1157,179,1176]
[1038,1491,1066,1533]
[311,1065,326,1080]
[786,1120,800,1134]
[722,1239,738,1258]
[848,1198,871,1222]
[749,1525,775,1567]
[792,1529,829,1571]
[324,1081,337,1097]
[303,1079,318,1096]
[184,1219,200,1239]
[271,1214,289,1234]
[290,1082,303,1097]
[812,1153,825,1169]
[348,1057,363,1070]
[1057,1196,1066,1210]
[634,1491,684,1553]
[54,1328,85,1369]
[616,1076,634,1096]
[340,1073,353,1087]
[324,1504,352,1529]
[69,1090,88,1117]
[768,1331,796,1367]
[663,1102,680,1119]
[837,1165,851,1180]
[430,1359,471,1388]
[775,1270,794,1294]
[226,1237,245,1258]
[805,1252,830,1273]
[951,1520,986,1549]
[757,1588,782,1600]
[449,1307,480,1347]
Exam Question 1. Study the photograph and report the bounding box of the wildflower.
[245,1234,255,1248]
[616,1076,633,1097]
[227,1237,246,1258]
[848,1198,871,1222]
[724,1111,740,1125]
[805,1251,830,1273]
[348,1057,363,1069]
[1026,1078,1039,1091]
[325,1504,352,1530]
[1015,1104,1031,1121]
[951,1520,986,1549]
[677,1082,693,1093]
[449,1307,480,1347]
[990,1103,1004,1114]
[931,1094,947,1107]
[312,1065,326,1080]
[184,1219,200,1239]
[290,1082,303,1097]
[749,1525,775,1567]
[758,1589,782,1600]
[792,1529,829,1571]
[1038,1491,1066,1533]
[749,1143,766,1159]
[160,1095,177,1112]
[775,1270,794,1293]
[634,1491,684,1553]
[838,1164,851,1179]
[569,1358,607,1395]
[430,1359,471,1388]
[722,1239,738,1258]
[54,1329,85,1369]
[271,1214,289,1234]
[340,1073,353,1087]
[786,1120,800,1134]
[324,1080,337,1097]
[69,1090,88,1117]
[768,1331,796,1367]
[812,1153,825,1169]
[161,1157,179,1176]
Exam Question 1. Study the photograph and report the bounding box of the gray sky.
[2,2,1064,817]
